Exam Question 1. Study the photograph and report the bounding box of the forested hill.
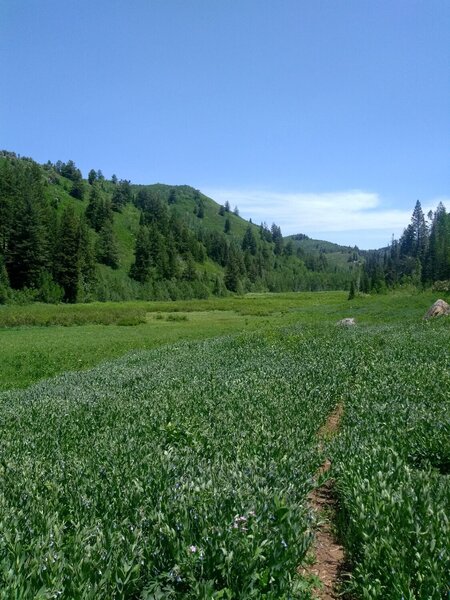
[0,151,359,303]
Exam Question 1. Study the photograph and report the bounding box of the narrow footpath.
[300,404,347,599]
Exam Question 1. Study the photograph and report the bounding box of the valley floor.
[0,291,448,598]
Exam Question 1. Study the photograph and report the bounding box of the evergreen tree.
[224,243,245,292]
[400,200,428,260]
[425,203,449,281]
[183,253,197,281]
[70,179,84,200]
[54,205,81,302]
[85,185,102,230]
[78,219,97,299]
[348,279,355,300]
[86,187,113,232]
[242,224,257,255]
[6,185,48,290]
[0,158,15,253]
[96,220,119,269]
[88,169,97,185]
[224,217,231,234]
[168,188,177,205]
[165,234,179,279]
[283,240,293,257]
[136,190,169,233]
[271,223,283,255]
[111,180,132,212]
[196,199,205,218]
[130,225,152,282]
[58,160,82,182]
[0,255,10,303]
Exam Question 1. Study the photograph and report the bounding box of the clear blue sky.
[1,0,449,248]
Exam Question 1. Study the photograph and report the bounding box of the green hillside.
[287,233,364,271]
[0,152,354,303]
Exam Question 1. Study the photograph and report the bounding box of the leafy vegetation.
[0,331,346,598]
[330,321,450,598]
[0,292,448,598]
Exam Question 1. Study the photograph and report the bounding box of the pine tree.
[196,199,205,219]
[0,255,10,303]
[425,203,449,281]
[96,220,119,269]
[242,225,257,255]
[111,180,132,212]
[400,200,428,260]
[70,179,84,200]
[6,193,48,289]
[271,223,284,255]
[224,244,244,292]
[54,205,80,302]
[348,279,355,300]
[88,169,97,185]
[130,225,152,282]
[86,185,102,230]
[168,188,177,205]
[78,219,97,300]
[183,253,197,281]
[0,158,14,253]
[224,217,231,234]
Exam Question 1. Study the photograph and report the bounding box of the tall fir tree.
[96,220,119,269]
[130,225,152,282]
[6,183,48,290]
[54,205,81,302]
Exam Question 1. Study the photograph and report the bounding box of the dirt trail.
[300,403,346,599]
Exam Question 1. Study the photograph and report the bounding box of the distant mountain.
[0,151,358,303]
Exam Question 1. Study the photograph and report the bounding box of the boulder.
[337,317,356,326]
[424,299,450,319]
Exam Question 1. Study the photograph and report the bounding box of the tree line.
[361,200,450,293]
[0,151,358,304]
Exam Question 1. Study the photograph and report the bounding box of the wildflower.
[189,545,197,553]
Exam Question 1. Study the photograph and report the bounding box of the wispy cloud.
[202,188,448,249]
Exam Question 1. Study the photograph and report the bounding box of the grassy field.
[0,291,448,598]
[0,291,443,391]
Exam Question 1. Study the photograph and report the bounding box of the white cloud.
[202,188,448,249]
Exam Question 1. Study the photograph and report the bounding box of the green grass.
[0,317,448,598]
[0,291,448,597]
[0,291,444,391]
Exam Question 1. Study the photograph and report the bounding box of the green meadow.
[0,291,448,598]
[0,291,441,392]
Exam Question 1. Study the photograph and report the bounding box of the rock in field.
[424,299,450,319]
[337,317,356,326]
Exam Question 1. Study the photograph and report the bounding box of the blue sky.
[1,0,449,248]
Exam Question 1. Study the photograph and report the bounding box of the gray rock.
[424,299,450,319]
[337,317,356,326]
